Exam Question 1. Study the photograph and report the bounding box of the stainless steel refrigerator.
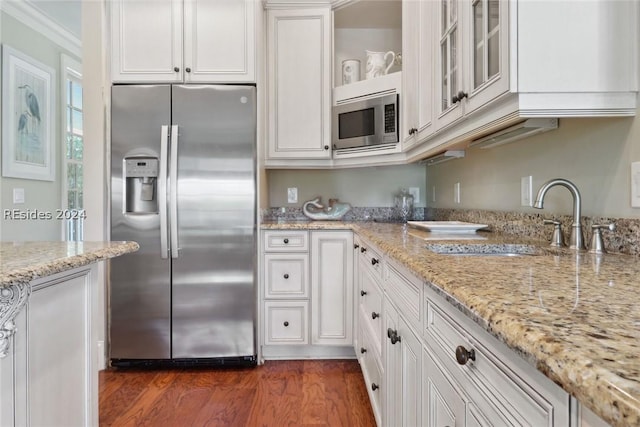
[109,85,256,367]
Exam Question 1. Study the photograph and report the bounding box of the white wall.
[426,114,640,218]
[267,164,426,208]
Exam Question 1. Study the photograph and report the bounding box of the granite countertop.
[261,221,640,426]
[0,241,139,288]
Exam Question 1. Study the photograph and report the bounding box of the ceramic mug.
[342,59,361,85]
[365,50,395,79]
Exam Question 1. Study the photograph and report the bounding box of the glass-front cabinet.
[435,0,509,132]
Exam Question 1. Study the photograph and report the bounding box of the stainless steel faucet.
[533,178,585,250]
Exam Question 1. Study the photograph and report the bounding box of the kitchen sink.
[424,243,544,257]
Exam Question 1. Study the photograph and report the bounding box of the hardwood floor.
[99,360,376,427]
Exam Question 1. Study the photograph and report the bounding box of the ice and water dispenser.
[124,157,159,214]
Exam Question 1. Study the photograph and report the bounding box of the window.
[61,55,84,241]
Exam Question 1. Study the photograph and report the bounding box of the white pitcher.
[365,50,395,79]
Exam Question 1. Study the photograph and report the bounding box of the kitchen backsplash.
[262,207,426,222]
[426,208,640,256]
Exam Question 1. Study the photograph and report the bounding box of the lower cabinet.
[261,230,354,358]
[0,265,98,427]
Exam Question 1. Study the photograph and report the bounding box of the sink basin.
[424,243,543,257]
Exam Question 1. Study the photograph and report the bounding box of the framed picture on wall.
[2,45,56,181]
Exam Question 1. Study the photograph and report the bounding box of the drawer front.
[264,254,309,299]
[264,301,309,345]
[263,230,308,252]
[359,266,383,356]
[360,324,383,427]
[426,298,556,426]
[358,242,383,282]
[385,260,422,332]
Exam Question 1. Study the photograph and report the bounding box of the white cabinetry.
[311,231,353,345]
[0,265,98,427]
[265,7,332,161]
[261,229,354,359]
[110,0,255,83]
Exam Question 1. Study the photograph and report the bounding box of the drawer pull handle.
[283,321,289,327]
[371,258,379,266]
[360,347,367,354]
[360,247,367,253]
[284,274,289,279]
[387,328,401,344]
[455,345,476,365]
[354,244,360,249]
[360,290,367,296]
[283,238,289,244]
[371,383,379,391]
[371,312,380,320]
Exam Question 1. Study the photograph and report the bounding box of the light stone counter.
[0,240,139,288]
[261,221,640,426]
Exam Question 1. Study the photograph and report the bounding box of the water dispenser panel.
[125,158,159,178]
[124,157,159,214]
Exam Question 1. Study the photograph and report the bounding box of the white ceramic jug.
[365,50,395,79]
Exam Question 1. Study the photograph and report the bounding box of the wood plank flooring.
[99,360,376,427]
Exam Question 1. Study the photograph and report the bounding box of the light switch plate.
[13,188,25,204]
[409,187,420,203]
[454,182,461,204]
[287,187,298,204]
[632,162,640,208]
[521,176,533,207]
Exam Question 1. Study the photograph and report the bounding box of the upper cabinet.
[110,0,256,83]
[265,6,332,161]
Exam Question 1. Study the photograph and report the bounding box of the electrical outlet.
[13,188,25,204]
[632,162,640,208]
[287,187,298,203]
[454,182,461,204]
[521,176,533,207]
[409,187,420,203]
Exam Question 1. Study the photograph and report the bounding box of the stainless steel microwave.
[332,92,399,151]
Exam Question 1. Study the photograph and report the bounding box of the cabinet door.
[435,0,465,131]
[463,0,509,115]
[183,0,256,83]
[423,347,465,427]
[267,8,332,159]
[110,0,183,82]
[384,301,400,427]
[311,231,353,345]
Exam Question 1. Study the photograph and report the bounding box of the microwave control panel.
[384,103,396,133]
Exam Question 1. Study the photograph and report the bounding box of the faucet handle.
[543,219,565,247]
[589,223,616,254]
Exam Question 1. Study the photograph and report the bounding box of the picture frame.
[2,45,56,181]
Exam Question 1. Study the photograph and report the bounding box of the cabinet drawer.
[425,297,559,426]
[358,243,383,282]
[264,254,309,299]
[359,266,383,356]
[359,324,383,427]
[263,231,308,252]
[385,260,422,332]
[264,301,309,345]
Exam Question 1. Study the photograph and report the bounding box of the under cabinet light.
[422,150,465,166]
[469,118,558,149]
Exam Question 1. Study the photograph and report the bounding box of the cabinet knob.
[455,345,476,365]
[173,67,180,72]
[354,244,360,249]
[371,258,379,266]
[324,145,330,150]
[360,290,367,296]
[387,328,401,344]
[283,238,289,244]
[371,383,379,391]
[185,67,191,73]
[452,90,468,104]
[360,247,367,253]
[409,127,418,136]
[283,274,289,279]
[371,312,380,320]
[284,321,289,327]
[360,347,367,354]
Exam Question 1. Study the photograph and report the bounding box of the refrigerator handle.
[159,125,169,259]
[170,125,179,259]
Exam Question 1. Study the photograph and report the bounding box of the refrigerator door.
[110,85,172,360]
[171,85,256,359]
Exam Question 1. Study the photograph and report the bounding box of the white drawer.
[264,254,309,299]
[359,266,383,356]
[360,323,383,427]
[358,242,383,282]
[263,230,308,252]
[264,301,309,345]
[385,259,422,332]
